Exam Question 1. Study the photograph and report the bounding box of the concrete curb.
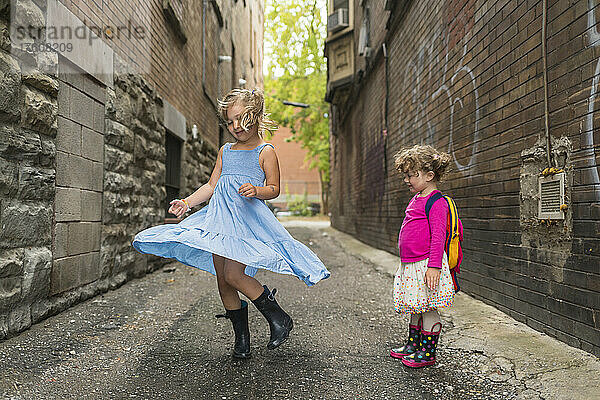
[316,224,600,400]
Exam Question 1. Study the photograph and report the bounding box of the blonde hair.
[393,144,451,181]
[217,88,278,136]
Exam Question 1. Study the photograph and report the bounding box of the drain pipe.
[542,0,553,167]
[202,0,206,88]
[383,42,389,174]
[201,0,216,109]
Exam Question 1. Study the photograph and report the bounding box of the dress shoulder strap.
[256,143,275,151]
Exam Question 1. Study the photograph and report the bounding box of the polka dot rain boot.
[390,318,421,359]
[401,322,441,368]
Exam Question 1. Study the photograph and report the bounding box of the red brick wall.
[268,126,321,207]
[329,0,600,356]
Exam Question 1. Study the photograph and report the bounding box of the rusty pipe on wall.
[542,0,553,167]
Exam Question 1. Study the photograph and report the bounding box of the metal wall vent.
[538,172,565,219]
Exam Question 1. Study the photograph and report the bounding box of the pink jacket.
[398,190,448,268]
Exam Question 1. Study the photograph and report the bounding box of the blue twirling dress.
[132,142,330,286]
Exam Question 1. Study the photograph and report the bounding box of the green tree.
[264,0,330,214]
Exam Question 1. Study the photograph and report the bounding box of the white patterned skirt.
[393,254,455,315]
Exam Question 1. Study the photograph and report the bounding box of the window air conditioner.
[327,8,349,33]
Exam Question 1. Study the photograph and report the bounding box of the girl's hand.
[168,199,189,218]
[424,267,441,291]
[238,183,257,198]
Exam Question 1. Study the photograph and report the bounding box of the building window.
[163,0,187,43]
[328,0,350,34]
[165,132,182,216]
[334,0,349,10]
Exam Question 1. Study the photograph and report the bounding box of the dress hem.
[132,231,330,287]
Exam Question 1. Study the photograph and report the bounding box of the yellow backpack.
[425,191,463,292]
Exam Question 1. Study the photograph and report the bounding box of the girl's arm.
[169,146,224,217]
[424,199,448,290]
[185,145,224,206]
[239,145,280,200]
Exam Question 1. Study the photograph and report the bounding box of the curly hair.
[393,144,452,181]
[217,88,278,137]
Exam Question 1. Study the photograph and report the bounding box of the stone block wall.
[0,0,262,339]
[103,57,170,286]
[182,130,218,202]
[0,0,57,335]
[52,57,104,295]
[328,0,600,355]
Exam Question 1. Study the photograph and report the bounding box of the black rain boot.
[251,286,293,349]
[390,318,421,359]
[216,300,251,359]
[401,322,441,368]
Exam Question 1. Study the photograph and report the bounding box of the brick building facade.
[0,0,263,339]
[326,0,600,355]
[268,126,322,210]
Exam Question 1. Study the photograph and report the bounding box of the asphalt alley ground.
[1,220,594,399]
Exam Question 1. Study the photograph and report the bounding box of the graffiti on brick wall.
[585,0,600,201]
[398,2,479,175]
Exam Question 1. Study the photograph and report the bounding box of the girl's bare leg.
[213,254,242,310]
[213,254,252,358]
[410,313,422,325]
[222,257,292,350]
[422,309,441,332]
[222,257,264,301]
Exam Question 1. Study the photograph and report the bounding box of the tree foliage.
[264,0,330,201]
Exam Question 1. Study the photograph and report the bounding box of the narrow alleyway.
[0,222,584,399]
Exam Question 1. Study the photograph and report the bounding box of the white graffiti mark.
[399,25,480,175]
[585,0,600,201]
[438,36,480,172]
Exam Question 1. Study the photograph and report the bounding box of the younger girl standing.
[132,88,330,359]
[390,144,458,368]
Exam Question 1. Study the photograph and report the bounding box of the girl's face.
[403,170,435,194]
[226,102,258,142]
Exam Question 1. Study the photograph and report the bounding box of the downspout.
[542,0,553,167]
[383,42,389,175]
[201,0,216,109]
[202,0,206,89]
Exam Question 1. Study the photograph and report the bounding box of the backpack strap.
[424,191,445,240]
[425,191,444,219]
[426,193,459,237]
[445,196,459,238]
